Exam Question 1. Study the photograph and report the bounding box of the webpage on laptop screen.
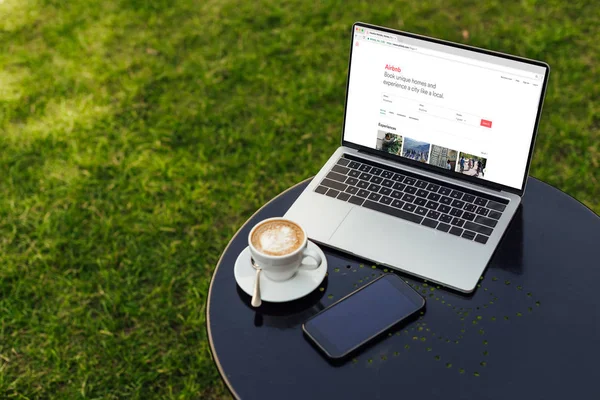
[344,27,547,190]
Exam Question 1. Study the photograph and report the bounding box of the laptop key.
[426,210,441,220]
[356,181,369,189]
[332,165,350,175]
[379,187,392,196]
[462,194,476,203]
[438,205,452,214]
[404,186,417,194]
[426,183,440,192]
[422,218,438,228]
[474,234,489,244]
[462,230,476,240]
[327,171,347,182]
[321,178,347,192]
[357,189,370,198]
[415,206,428,216]
[348,170,360,178]
[368,183,382,192]
[391,199,405,209]
[416,189,429,198]
[348,161,361,169]
[368,192,381,202]
[363,200,424,224]
[380,196,393,205]
[382,171,394,179]
[474,197,488,206]
[345,186,358,195]
[451,199,465,208]
[404,177,416,185]
[370,167,383,176]
[391,173,404,181]
[370,176,383,184]
[451,217,465,227]
[475,215,497,228]
[462,212,476,221]
[337,192,351,201]
[381,179,394,188]
[414,198,427,206]
[402,193,416,202]
[450,190,463,199]
[403,203,416,212]
[427,192,441,201]
[439,214,453,223]
[450,208,463,217]
[345,177,359,186]
[391,190,403,199]
[437,223,451,232]
[315,185,328,195]
[438,187,451,196]
[415,180,428,189]
[348,196,365,206]
[464,203,477,212]
[440,196,452,205]
[326,189,340,198]
[489,210,502,220]
[359,172,372,180]
[487,201,506,212]
[464,221,493,236]
[393,182,406,191]
[358,164,371,172]
[476,206,490,216]
[449,227,464,236]
[337,158,350,166]
[425,201,439,210]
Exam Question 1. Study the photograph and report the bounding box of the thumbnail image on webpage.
[456,152,487,178]
[372,126,487,180]
[375,130,402,155]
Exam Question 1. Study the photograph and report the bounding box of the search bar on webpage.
[381,93,492,129]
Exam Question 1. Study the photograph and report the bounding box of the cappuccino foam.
[251,220,304,256]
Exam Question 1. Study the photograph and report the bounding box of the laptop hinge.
[350,151,507,202]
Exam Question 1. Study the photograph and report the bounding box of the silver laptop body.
[285,23,549,293]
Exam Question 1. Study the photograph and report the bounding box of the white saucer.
[234,241,328,303]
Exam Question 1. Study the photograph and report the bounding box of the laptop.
[284,22,549,293]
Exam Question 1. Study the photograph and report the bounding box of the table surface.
[207,177,600,400]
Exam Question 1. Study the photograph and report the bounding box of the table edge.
[206,178,312,400]
[531,176,599,217]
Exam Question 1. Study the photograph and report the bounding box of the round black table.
[207,177,600,400]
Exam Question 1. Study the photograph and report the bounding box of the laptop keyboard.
[314,155,508,244]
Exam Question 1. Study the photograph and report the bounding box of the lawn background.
[0,0,598,398]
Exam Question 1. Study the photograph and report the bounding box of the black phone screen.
[303,274,424,358]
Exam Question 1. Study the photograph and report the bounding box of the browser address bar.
[382,39,538,80]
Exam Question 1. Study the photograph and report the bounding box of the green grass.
[0,0,598,398]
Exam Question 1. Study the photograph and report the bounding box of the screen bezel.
[302,273,425,359]
[342,22,550,196]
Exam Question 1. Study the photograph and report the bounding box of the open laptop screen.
[343,24,548,192]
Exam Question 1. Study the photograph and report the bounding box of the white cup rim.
[248,217,308,259]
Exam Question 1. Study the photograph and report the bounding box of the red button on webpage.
[480,119,492,128]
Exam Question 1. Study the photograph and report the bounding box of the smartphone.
[302,273,425,359]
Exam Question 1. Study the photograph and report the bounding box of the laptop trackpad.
[329,204,488,293]
[329,207,415,263]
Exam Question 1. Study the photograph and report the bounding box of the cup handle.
[300,248,322,270]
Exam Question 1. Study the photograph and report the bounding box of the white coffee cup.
[248,217,322,281]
